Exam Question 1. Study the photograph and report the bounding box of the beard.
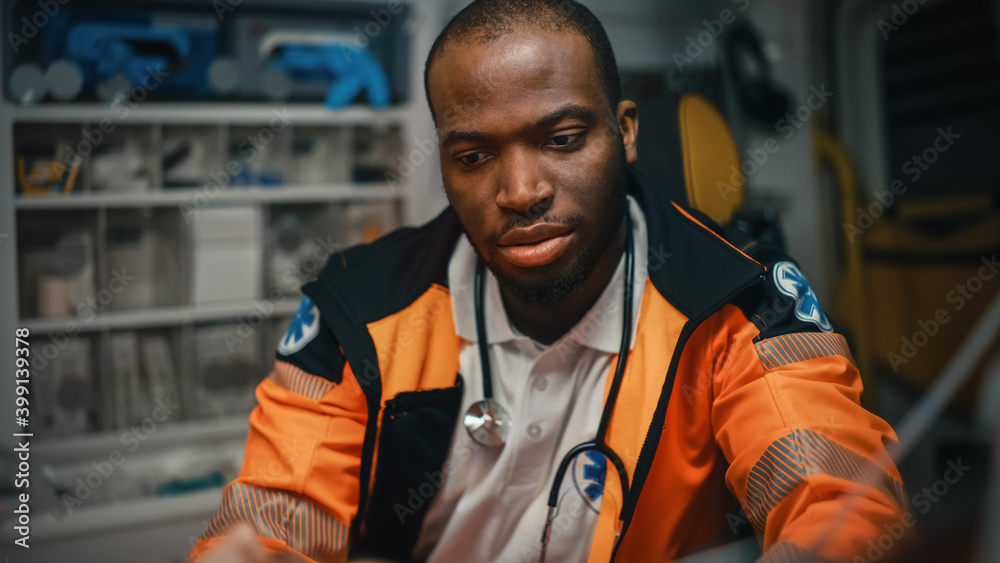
[466,147,629,309]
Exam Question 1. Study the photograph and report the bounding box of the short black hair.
[423,0,622,120]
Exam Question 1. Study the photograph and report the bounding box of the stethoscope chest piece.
[464,397,512,447]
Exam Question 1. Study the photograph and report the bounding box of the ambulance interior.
[0,0,998,561]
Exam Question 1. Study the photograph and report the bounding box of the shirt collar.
[449,196,648,355]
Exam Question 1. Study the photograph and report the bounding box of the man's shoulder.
[648,200,833,340]
[638,194,766,321]
[717,223,838,341]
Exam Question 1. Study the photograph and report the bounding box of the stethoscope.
[463,216,635,560]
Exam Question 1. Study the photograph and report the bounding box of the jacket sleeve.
[191,297,367,563]
[710,260,909,561]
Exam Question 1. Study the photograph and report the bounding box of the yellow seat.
[658,92,745,226]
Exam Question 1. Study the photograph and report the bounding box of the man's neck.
[500,219,628,345]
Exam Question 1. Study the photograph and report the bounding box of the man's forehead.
[428,30,603,130]
[431,30,588,89]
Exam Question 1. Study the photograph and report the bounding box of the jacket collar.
[628,166,765,321]
[305,166,764,327]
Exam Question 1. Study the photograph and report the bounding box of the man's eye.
[546,132,584,148]
[457,152,489,166]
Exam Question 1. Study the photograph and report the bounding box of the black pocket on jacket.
[358,376,463,560]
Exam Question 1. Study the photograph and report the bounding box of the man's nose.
[495,148,553,218]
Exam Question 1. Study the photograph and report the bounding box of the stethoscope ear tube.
[544,441,631,510]
[474,258,494,399]
[540,441,632,557]
[466,214,636,559]
[464,258,514,447]
[544,218,635,514]
[539,217,636,561]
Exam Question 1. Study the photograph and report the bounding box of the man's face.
[428,29,638,307]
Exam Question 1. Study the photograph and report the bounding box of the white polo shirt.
[413,196,648,563]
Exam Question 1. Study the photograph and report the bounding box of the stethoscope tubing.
[468,214,636,558]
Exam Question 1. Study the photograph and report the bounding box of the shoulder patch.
[278,297,321,355]
[772,261,832,332]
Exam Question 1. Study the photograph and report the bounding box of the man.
[192,1,907,561]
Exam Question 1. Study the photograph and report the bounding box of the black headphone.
[725,22,791,125]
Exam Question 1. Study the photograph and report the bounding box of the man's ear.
[616,100,639,163]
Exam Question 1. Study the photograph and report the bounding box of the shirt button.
[533,377,548,391]
[527,423,542,440]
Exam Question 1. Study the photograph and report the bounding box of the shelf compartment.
[352,124,404,183]
[104,327,186,431]
[192,322,264,419]
[13,122,87,197]
[16,208,100,320]
[106,207,187,310]
[87,124,156,194]
[290,126,353,185]
[161,124,227,189]
[32,332,102,439]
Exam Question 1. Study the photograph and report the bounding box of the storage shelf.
[5,101,413,125]
[24,486,228,541]
[34,413,249,461]
[15,183,405,209]
[22,299,301,334]
[9,415,250,542]
[0,0,433,558]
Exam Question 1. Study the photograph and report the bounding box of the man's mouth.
[497,224,574,268]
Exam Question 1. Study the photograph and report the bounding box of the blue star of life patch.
[773,261,832,332]
[278,297,321,355]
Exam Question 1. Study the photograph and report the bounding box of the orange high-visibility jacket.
[192,168,906,562]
